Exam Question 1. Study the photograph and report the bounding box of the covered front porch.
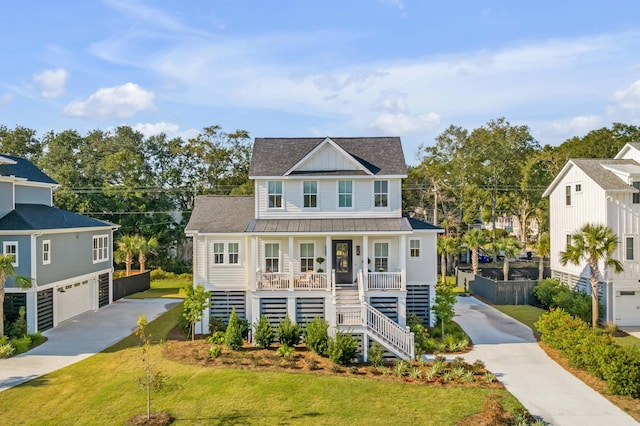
[249,233,409,293]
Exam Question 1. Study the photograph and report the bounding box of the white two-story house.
[186,137,442,360]
[543,142,640,326]
[0,155,117,333]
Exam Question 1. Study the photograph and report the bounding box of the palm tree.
[115,234,139,276]
[137,236,158,272]
[463,228,489,275]
[536,233,551,281]
[437,236,460,284]
[0,255,31,337]
[560,223,623,328]
[488,236,522,281]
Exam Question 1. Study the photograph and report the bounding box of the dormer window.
[338,180,352,208]
[374,180,388,207]
[268,181,283,208]
[633,182,640,204]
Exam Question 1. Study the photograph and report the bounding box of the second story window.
[43,240,51,265]
[303,181,317,208]
[627,237,635,261]
[3,241,18,267]
[338,180,352,208]
[213,243,225,264]
[93,235,108,263]
[374,180,388,207]
[565,185,571,206]
[228,243,239,264]
[268,181,283,208]
[633,182,640,204]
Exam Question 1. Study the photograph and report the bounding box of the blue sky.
[2,0,640,163]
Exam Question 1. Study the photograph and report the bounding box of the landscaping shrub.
[208,345,222,359]
[27,332,45,347]
[368,343,385,367]
[277,315,302,347]
[304,316,329,355]
[206,331,225,345]
[531,278,564,309]
[225,308,243,350]
[0,336,14,358]
[276,343,295,359]
[209,317,226,333]
[532,278,599,322]
[327,330,358,366]
[253,315,274,349]
[150,268,176,281]
[238,318,250,339]
[10,335,32,355]
[407,314,430,356]
[8,306,27,338]
[536,308,640,397]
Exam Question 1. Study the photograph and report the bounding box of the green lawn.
[125,278,190,299]
[615,335,640,349]
[0,303,525,425]
[493,305,546,333]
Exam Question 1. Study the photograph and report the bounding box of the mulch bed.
[127,412,174,426]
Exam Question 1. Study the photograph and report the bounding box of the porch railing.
[366,272,402,290]
[293,272,328,290]
[256,271,329,291]
[256,272,290,291]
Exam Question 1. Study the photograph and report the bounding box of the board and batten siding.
[205,237,248,289]
[194,236,207,285]
[255,178,402,219]
[298,143,362,172]
[549,165,608,277]
[406,232,438,286]
[606,192,640,279]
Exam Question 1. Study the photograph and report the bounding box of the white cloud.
[373,91,408,114]
[33,69,69,98]
[377,0,404,9]
[63,83,155,119]
[0,93,14,105]
[132,121,199,140]
[369,112,440,134]
[613,80,640,110]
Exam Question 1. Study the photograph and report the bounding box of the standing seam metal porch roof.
[245,218,416,233]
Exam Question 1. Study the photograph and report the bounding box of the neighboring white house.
[0,155,117,333]
[186,137,443,360]
[543,142,640,326]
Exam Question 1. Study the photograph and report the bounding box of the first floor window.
[213,243,225,264]
[627,237,634,261]
[374,242,389,272]
[633,182,640,204]
[43,240,51,265]
[374,180,388,207]
[93,235,108,263]
[303,181,317,208]
[3,241,17,266]
[566,234,572,250]
[338,180,352,208]
[265,243,279,272]
[268,181,283,208]
[228,242,239,264]
[300,243,314,272]
[409,239,420,258]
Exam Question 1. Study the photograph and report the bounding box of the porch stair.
[334,284,414,361]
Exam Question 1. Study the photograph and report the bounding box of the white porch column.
[325,235,332,286]
[287,297,296,322]
[289,235,294,291]
[400,234,407,291]
[26,290,37,334]
[363,235,369,291]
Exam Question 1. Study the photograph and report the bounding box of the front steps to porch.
[334,286,415,361]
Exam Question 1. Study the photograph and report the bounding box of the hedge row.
[535,309,640,397]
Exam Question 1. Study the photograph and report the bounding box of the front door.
[332,240,352,285]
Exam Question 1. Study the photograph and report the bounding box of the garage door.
[615,291,640,326]
[56,280,93,324]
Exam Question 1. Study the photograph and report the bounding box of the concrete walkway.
[0,298,179,392]
[621,327,640,339]
[454,296,637,426]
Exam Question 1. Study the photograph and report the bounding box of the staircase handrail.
[363,301,414,360]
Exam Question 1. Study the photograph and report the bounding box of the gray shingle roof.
[0,155,57,185]
[406,217,443,231]
[249,137,407,177]
[185,196,255,233]
[0,204,113,230]
[572,159,639,191]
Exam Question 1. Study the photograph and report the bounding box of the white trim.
[373,179,389,209]
[92,234,109,264]
[264,241,281,272]
[42,239,51,265]
[0,225,117,236]
[302,180,319,209]
[408,238,421,259]
[337,179,354,209]
[267,180,284,209]
[372,240,390,272]
[3,241,18,267]
[298,241,315,272]
[250,174,408,180]
[283,137,373,176]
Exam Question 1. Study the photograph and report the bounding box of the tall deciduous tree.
[0,255,31,337]
[560,224,623,328]
[463,228,489,275]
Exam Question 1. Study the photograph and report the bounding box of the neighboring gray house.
[1,155,117,333]
[186,137,442,360]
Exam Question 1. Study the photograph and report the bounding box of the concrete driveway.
[454,296,637,426]
[0,298,179,392]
